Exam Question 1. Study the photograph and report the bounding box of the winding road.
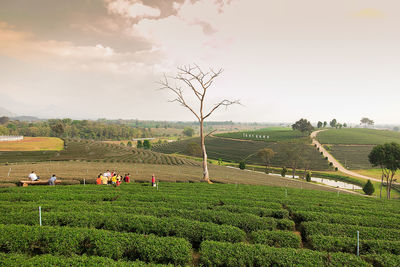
[310,130,382,183]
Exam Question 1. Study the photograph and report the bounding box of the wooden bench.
[20,180,61,187]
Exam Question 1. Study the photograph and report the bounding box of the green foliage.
[137,140,143,149]
[186,142,202,157]
[182,127,194,137]
[250,230,301,248]
[239,161,246,170]
[127,141,132,147]
[318,128,400,145]
[281,166,287,177]
[306,171,311,182]
[0,224,191,265]
[330,119,337,128]
[143,140,151,149]
[291,118,314,135]
[200,241,369,267]
[363,180,375,195]
[317,121,322,128]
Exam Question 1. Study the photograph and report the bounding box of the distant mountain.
[0,107,15,117]
[11,116,41,122]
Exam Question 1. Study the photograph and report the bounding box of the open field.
[0,183,399,266]
[317,128,400,145]
[216,127,306,142]
[153,136,330,170]
[0,137,64,151]
[0,161,345,193]
[0,139,197,166]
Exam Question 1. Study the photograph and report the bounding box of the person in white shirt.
[48,174,57,186]
[28,171,39,181]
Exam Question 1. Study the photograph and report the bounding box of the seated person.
[28,171,39,181]
[96,174,102,185]
[48,174,57,186]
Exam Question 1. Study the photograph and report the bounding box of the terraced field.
[0,183,398,266]
[153,136,330,170]
[0,139,196,166]
[215,127,306,142]
[324,145,373,169]
[0,137,64,151]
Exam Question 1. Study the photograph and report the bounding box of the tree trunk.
[380,173,383,199]
[200,120,211,183]
[292,164,296,178]
[386,175,390,199]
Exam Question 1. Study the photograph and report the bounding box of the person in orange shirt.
[96,174,102,185]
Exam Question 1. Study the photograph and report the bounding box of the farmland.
[324,145,374,169]
[317,128,400,145]
[0,183,399,266]
[153,136,330,170]
[215,127,306,142]
[0,137,64,151]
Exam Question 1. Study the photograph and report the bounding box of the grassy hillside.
[153,136,330,171]
[216,127,306,142]
[324,145,374,169]
[0,137,64,151]
[0,139,197,166]
[317,128,400,145]
[0,183,398,266]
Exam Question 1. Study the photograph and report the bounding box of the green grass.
[0,183,399,265]
[153,136,330,171]
[317,128,400,145]
[216,127,306,142]
[324,145,373,169]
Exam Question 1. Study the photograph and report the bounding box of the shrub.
[305,171,311,182]
[238,161,246,170]
[363,254,400,267]
[281,167,287,177]
[199,241,369,266]
[0,224,191,265]
[250,230,301,248]
[363,180,375,195]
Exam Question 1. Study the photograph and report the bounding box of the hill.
[153,136,330,171]
[0,183,398,266]
[215,127,307,142]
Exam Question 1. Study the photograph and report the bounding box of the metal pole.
[39,206,42,226]
[357,231,360,256]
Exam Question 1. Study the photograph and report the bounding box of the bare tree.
[159,65,240,183]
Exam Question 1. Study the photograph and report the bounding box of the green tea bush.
[0,224,191,265]
[199,241,370,266]
[362,253,400,267]
[250,230,301,248]
[309,235,400,255]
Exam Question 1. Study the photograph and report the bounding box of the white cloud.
[107,0,161,18]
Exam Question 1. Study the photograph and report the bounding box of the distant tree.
[291,118,314,135]
[368,143,400,199]
[186,142,202,157]
[361,117,374,128]
[305,171,312,182]
[363,180,375,195]
[257,148,275,174]
[282,140,307,178]
[182,127,195,137]
[0,126,9,135]
[338,123,343,129]
[393,126,400,132]
[143,140,151,149]
[239,161,246,170]
[218,158,223,165]
[137,140,143,149]
[329,119,337,128]
[51,122,65,137]
[343,123,347,128]
[317,121,323,128]
[0,116,9,125]
[127,141,132,147]
[323,121,327,127]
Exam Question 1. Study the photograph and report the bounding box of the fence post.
[39,206,42,226]
[7,168,11,177]
[83,179,86,186]
[357,231,360,256]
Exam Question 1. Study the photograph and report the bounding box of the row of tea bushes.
[250,230,301,248]
[0,224,191,265]
[199,241,370,266]
[0,212,245,246]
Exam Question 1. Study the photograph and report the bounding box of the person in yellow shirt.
[111,175,117,185]
[101,175,108,185]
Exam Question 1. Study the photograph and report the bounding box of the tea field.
[317,128,400,145]
[153,136,330,170]
[215,127,306,142]
[0,137,64,151]
[0,183,399,266]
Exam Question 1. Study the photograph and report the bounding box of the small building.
[0,135,24,142]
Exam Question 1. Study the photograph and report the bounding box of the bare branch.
[205,129,217,138]
[203,99,241,120]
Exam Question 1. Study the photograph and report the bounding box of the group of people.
[96,170,131,186]
[28,171,57,186]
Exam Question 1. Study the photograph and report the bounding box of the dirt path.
[310,130,382,183]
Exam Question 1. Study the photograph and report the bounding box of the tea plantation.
[0,182,399,266]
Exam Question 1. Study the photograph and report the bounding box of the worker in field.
[48,174,57,186]
[28,171,39,181]
[96,174,102,185]
[124,173,130,183]
[151,174,156,187]
[111,174,117,185]
[101,174,108,185]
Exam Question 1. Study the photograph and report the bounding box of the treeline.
[0,119,151,140]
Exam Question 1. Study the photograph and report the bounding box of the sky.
[0,0,399,124]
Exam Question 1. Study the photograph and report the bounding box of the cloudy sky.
[0,0,399,123]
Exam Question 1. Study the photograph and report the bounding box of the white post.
[357,231,360,256]
[7,168,11,177]
[39,206,42,226]
[285,188,287,198]
[156,182,159,190]
[83,179,86,186]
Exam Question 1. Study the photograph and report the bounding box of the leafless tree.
[159,65,240,183]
